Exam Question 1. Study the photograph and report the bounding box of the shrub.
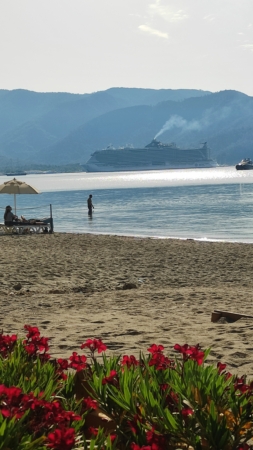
[0,327,253,449]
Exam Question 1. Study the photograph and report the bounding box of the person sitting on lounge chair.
[4,205,18,226]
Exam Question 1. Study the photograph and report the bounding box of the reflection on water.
[0,168,253,242]
[1,166,253,192]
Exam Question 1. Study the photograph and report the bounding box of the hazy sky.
[1,0,252,95]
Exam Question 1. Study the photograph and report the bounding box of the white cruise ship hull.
[85,161,218,172]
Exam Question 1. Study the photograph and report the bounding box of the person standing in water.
[87,194,94,216]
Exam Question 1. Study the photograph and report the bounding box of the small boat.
[235,158,253,170]
[5,171,27,176]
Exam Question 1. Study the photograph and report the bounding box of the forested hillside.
[0,87,252,170]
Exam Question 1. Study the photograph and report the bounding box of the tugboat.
[235,158,253,170]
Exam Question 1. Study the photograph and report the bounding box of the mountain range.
[0,87,252,171]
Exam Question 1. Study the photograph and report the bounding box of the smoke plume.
[155,115,201,139]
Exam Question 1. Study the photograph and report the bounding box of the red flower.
[37,336,50,352]
[147,344,164,354]
[234,376,252,394]
[146,427,166,449]
[80,338,107,354]
[47,427,75,450]
[181,407,194,417]
[217,362,227,374]
[24,324,40,338]
[0,385,31,419]
[68,352,87,372]
[83,397,97,410]
[57,358,69,371]
[148,352,172,370]
[62,410,82,423]
[225,371,233,380]
[102,370,118,386]
[2,385,22,401]
[56,359,69,378]
[174,344,204,365]
[121,355,139,368]
[0,333,17,357]
[188,346,204,365]
[174,343,189,356]
[24,343,37,355]
[23,325,50,360]
[88,426,98,437]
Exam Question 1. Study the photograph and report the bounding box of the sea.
[1,166,253,243]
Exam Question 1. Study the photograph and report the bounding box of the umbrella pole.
[14,194,16,215]
[50,204,54,233]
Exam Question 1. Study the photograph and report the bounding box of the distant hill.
[36,90,253,166]
[0,87,210,169]
[0,87,252,169]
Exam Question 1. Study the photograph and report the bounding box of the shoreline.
[56,230,253,245]
[1,233,253,377]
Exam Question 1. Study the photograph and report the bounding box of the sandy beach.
[1,233,253,377]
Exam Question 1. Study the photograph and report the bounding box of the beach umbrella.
[0,178,40,214]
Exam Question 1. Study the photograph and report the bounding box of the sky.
[0,0,253,96]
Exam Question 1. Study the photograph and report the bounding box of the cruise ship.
[84,139,218,172]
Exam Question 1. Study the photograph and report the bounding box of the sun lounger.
[0,224,16,234]
[0,217,53,235]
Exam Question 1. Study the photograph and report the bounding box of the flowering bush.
[0,326,253,449]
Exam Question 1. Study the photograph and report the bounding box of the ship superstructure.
[84,139,218,172]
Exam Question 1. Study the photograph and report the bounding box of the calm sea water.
[1,166,253,243]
